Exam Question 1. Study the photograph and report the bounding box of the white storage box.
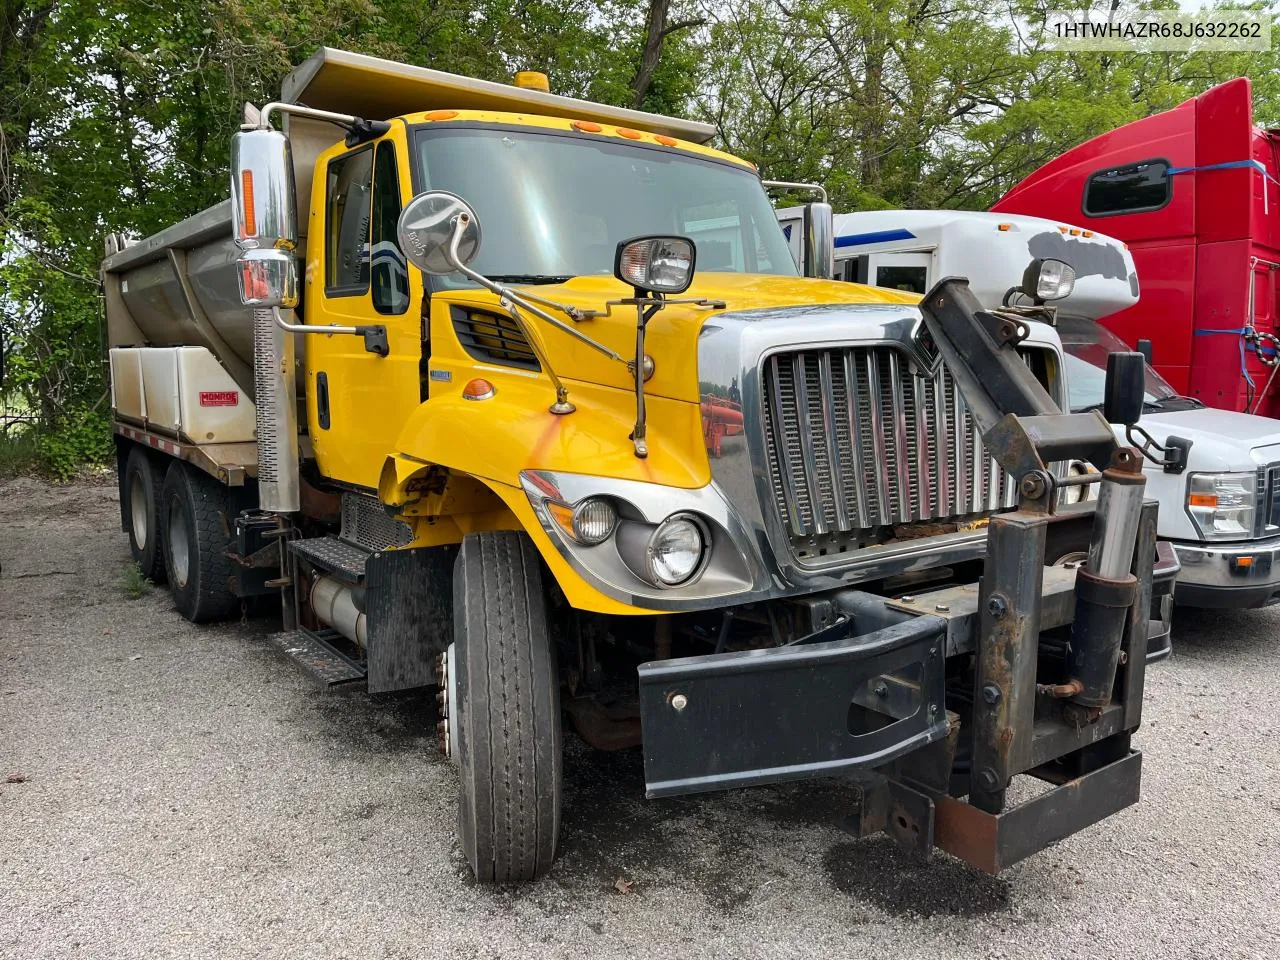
[109,346,256,444]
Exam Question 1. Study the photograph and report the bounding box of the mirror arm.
[630,300,664,459]
[1124,423,1192,474]
[446,218,578,414]
[444,218,625,364]
[271,308,388,357]
[762,180,828,203]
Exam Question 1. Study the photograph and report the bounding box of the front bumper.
[1171,535,1280,609]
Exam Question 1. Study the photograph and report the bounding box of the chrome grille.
[1266,464,1280,532]
[761,346,1020,559]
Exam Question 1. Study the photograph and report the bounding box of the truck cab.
[992,78,1280,419]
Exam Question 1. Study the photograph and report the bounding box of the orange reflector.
[1234,556,1255,568]
[655,134,677,146]
[1082,230,1094,237]
[1070,228,1081,236]
[997,223,1012,231]
[1189,493,1218,508]
[547,501,576,538]
[426,109,458,121]
[572,120,603,133]
[240,170,256,237]
[616,127,643,140]
[462,378,496,401]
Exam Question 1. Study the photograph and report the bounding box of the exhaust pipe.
[253,307,300,513]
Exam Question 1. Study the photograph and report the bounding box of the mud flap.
[638,615,950,798]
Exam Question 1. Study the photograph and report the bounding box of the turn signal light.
[1188,493,1218,508]
[240,170,256,237]
[462,378,496,401]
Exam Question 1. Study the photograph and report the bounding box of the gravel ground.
[1,476,1277,959]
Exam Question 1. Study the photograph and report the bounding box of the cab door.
[305,128,423,490]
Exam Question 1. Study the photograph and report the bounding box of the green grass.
[121,560,153,600]
[0,429,42,478]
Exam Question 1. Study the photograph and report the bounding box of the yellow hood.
[434,273,922,404]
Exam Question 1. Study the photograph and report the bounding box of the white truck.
[814,208,1280,613]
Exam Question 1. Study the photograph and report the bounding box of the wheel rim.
[436,642,460,765]
[129,472,149,550]
[167,497,191,587]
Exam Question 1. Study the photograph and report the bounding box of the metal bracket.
[357,325,389,357]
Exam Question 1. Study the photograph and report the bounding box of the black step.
[270,629,366,687]
[290,535,370,581]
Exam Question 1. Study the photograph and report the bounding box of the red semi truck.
[993,78,1280,418]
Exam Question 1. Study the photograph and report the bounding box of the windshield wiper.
[486,274,574,285]
[1150,395,1205,410]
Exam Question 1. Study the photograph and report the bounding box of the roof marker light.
[572,120,603,133]
[426,110,458,121]
[616,127,644,140]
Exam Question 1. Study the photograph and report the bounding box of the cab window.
[325,148,374,295]
[371,141,409,315]
[1084,160,1171,217]
[875,264,927,293]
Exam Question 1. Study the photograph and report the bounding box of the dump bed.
[100,47,718,399]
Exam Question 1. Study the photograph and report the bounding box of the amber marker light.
[616,127,643,140]
[655,135,678,146]
[572,120,603,133]
[1188,493,1218,508]
[240,170,256,237]
[997,223,1012,231]
[426,110,458,121]
[462,378,496,401]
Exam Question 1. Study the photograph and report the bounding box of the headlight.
[1021,257,1076,301]
[646,514,707,585]
[1187,472,1257,540]
[546,496,617,545]
[571,498,617,545]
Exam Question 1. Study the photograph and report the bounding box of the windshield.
[412,124,797,288]
[1056,316,1181,412]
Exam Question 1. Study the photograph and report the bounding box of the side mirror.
[397,191,483,275]
[802,201,834,279]
[614,236,696,295]
[1103,351,1146,426]
[1136,338,1153,364]
[230,128,299,309]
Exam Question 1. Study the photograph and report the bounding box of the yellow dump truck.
[102,48,1171,882]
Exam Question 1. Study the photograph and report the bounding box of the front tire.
[453,531,562,882]
[160,463,238,623]
[123,447,166,583]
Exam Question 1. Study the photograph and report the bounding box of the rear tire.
[160,463,238,623]
[453,531,562,883]
[123,447,166,583]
